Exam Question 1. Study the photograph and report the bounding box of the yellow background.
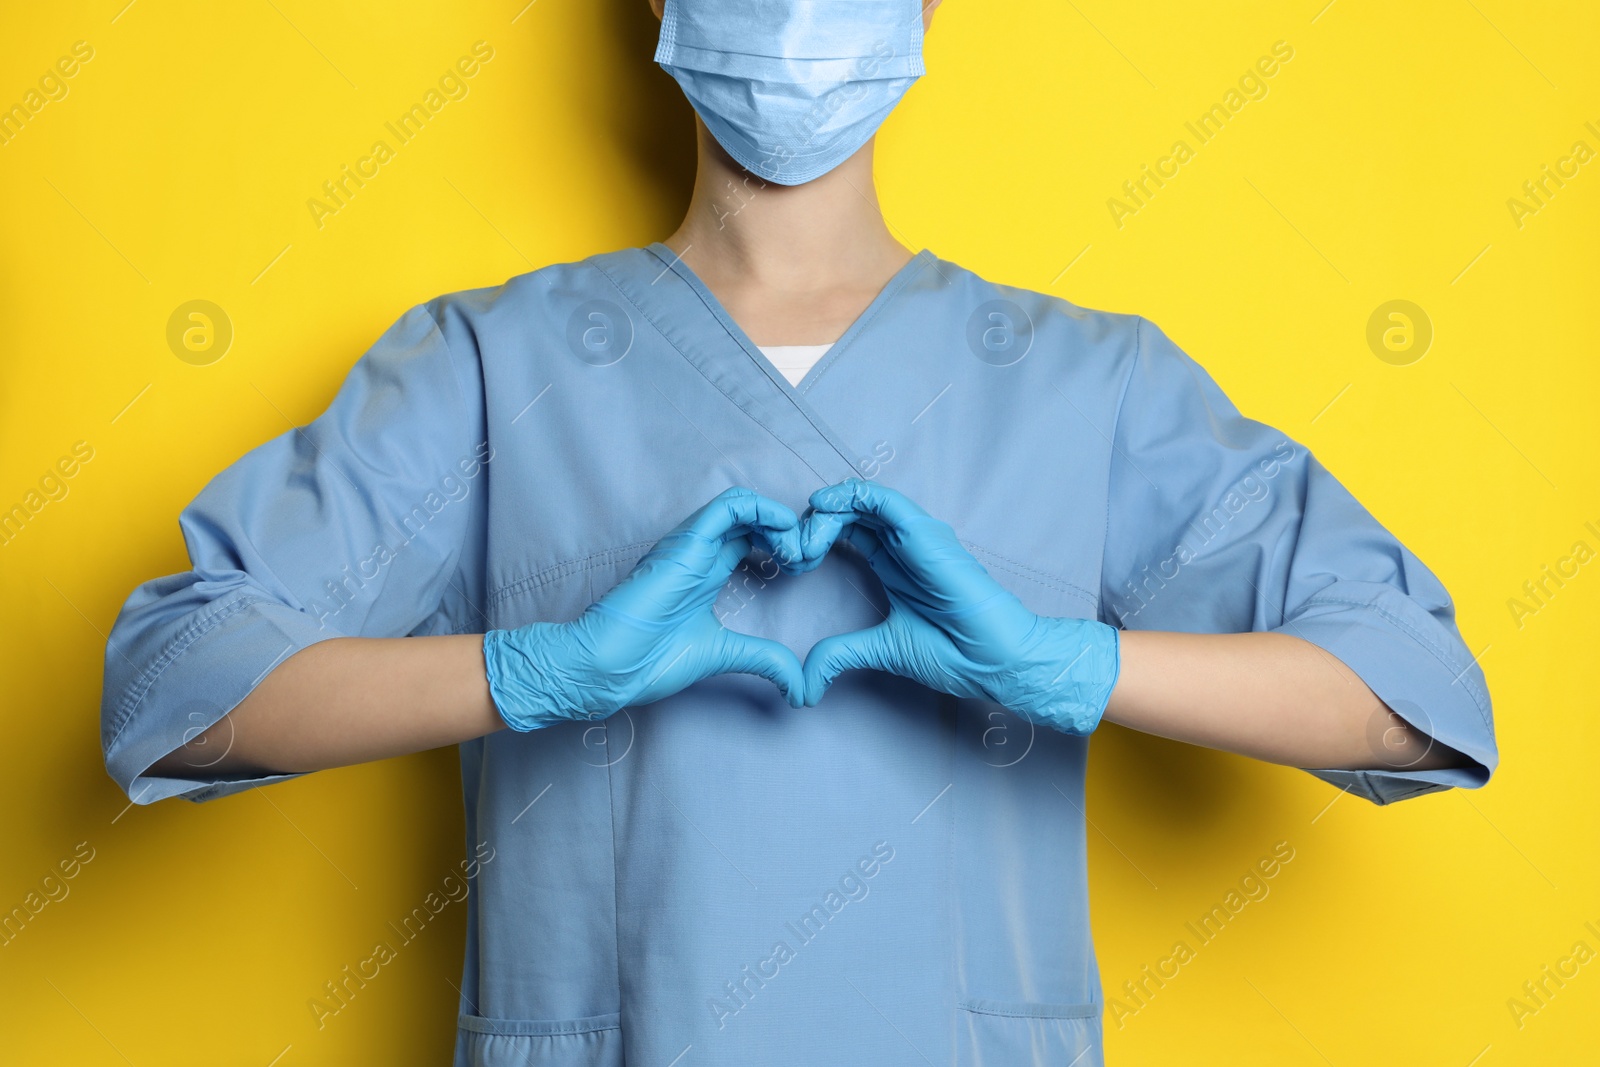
[2,0,1595,1062]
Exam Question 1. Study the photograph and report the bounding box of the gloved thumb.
[803,624,895,707]
[713,629,806,708]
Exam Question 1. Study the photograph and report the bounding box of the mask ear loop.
[905,0,927,75]
[653,0,680,65]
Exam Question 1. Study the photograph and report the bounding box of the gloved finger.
[838,522,883,562]
[799,509,850,565]
[689,487,802,567]
[715,534,754,579]
[806,480,957,570]
[775,546,828,576]
[802,624,896,707]
[690,486,800,542]
[840,520,960,600]
[807,479,931,535]
[812,481,993,607]
[750,524,804,571]
[712,629,806,708]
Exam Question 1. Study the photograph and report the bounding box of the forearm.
[149,635,505,779]
[1102,630,1468,771]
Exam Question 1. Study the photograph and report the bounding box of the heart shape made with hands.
[482,479,1118,735]
[740,479,1121,730]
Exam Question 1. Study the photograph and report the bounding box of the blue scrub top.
[101,243,1497,1066]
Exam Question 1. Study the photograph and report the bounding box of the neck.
[661,121,913,294]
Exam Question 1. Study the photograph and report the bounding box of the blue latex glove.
[800,480,1121,734]
[483,487,806,730]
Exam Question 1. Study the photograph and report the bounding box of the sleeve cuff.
[1269,581,1499,805]
[103,594,337,803]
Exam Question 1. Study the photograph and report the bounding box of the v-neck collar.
[644,241,937,396]
[590,242,938,485]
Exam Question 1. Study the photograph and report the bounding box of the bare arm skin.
[149,635,504,778]
[1105,630,1469,771]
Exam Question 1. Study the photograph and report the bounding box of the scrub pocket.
[458,1012,623,1067]
[956,998,1103,1067]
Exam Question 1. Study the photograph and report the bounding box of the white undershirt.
[757,343,835,387]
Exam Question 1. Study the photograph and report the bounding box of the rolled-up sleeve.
[1099,317,1497,804]
[102,301,488,804]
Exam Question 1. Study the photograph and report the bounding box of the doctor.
[102,1,1497,1064]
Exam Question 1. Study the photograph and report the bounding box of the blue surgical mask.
[654,0,925,186]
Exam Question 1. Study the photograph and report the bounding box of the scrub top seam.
[787,250,933,394]
[421,298,486,467]
[457,1011,622,1036]
[419,299,491,634]
[106,591,269,752]
[589,253,856,485]
[1343,772,1444,805]
[605,687,624,1031]
[797,249,942,395]
[1098,318,1148,627]
[957,997,1101,1020]
[436,559,491,634]
[1294,592,1493,730]
[638,242,869,476]
[1376,778,1454,802]
[964,542,1098,610]
[943,693,958,1032]
[638,243,934,479]
[182,771,302,804]
[1315,770,1385,806]
[488,540,657,609]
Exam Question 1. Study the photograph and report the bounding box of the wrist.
[483,622,596,732]
[1013,616,1121,736]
